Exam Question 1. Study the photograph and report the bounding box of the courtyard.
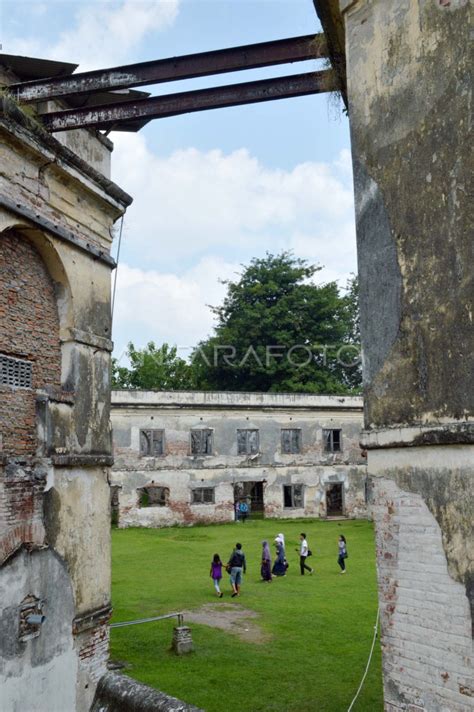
[110,519,382,711]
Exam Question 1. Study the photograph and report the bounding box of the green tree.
[111,342,195,390]
[191,252,361,393]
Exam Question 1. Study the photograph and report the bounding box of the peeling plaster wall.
[0,90,130,711]
[0,549,77,712]
[111,391,367,527]
[341,1,473,709]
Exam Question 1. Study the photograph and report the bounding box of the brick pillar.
[341,1,473,709]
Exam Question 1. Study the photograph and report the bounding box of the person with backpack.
[338,535,348,574]
[227,542,247,597]
[298,532,313,575]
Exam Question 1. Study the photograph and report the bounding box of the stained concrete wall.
[341,1,474,709]
[0,73,131,712]
[0,549,77,712]
[111,391,367,527]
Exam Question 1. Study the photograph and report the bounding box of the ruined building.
[0,56,132,711]
[1,0,472,709]
[110,390,367,527]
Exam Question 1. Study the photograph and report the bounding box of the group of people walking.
[210,533,348,597]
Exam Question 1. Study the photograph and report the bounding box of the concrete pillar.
[172,626,194,655]
[341,1,473,709]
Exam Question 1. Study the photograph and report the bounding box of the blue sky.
[2,1,355,360]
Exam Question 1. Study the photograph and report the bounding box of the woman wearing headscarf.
[261,540,272,582]
[272,534,288,576]
[275,533,285,548]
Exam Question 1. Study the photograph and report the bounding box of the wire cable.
[347,607,380,712]
[111,214,124,326]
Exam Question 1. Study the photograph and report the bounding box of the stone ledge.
[51,454,113,467]
[60,327,113,352]
[73,604,112,635]
[90,672,202,712]
[361,422,473,449]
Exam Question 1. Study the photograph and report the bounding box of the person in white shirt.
[299,533,313,576]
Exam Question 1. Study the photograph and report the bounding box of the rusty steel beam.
[11,34,328,103]
[41,70,336,133]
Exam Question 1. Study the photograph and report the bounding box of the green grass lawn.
[111,519,383,712]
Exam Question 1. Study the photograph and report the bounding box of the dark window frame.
[190,428,213,456]
[191,487,215,504]
[281,428,302,454]
[323,428,343,453]
[138,485,170,508]
[237,429,260,455]
[139,429,165,457]
[283,484,304,508]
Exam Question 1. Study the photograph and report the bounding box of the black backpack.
[230,550,244,567]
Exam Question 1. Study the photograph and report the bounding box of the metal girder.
[11,34,327,103]
[41,70,336,133]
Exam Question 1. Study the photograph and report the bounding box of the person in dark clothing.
[227,542,247,597]
[272,538,288,577]
[338,535,348,573]
[261,540,272,582]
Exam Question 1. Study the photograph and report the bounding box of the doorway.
[234,481,264,518]
[326,483,344,517]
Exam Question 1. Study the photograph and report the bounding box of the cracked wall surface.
[342,1,473,709]
[0,68,131,711]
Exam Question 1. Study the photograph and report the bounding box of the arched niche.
[0,225,72,457]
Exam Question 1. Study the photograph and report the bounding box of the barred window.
[323,428,342,453]
[281,428,301,454]
[237,429,259,455]
[192,487,215,504]
[140,429,165,457]
[283,484,304,508]
[190,429,213,455]
[0,354,32,389]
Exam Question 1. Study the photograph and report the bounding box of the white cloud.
[110,137,357,351]
[5,0,179,70]
[111,133,356,273]
[112,256,240,359]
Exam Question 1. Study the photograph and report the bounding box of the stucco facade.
[0,61,131,711]
[332,0,474,709]
[111,390,367,527]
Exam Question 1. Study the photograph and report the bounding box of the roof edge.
[0,94,133,208]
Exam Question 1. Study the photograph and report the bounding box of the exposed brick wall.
[78,622,110,684]
[0,230,61,458]
[371,477,473,711]
[0,230,61,563]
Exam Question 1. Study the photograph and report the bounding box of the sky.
[1,0,356,363]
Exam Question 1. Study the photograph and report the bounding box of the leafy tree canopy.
[111,342,195,390]
[191,252,361,394]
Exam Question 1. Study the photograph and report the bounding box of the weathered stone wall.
[90,671,202,712]
[0,77,131,712]
[340,0,473,709]
[111,391,367,527]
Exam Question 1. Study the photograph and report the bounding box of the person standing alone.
[299,533,313,575]
[337,535,348,574]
